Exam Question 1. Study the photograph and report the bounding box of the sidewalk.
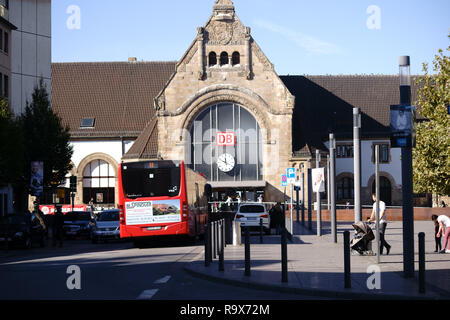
[184,220,450,300]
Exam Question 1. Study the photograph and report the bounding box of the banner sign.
[125,199,181,226]
[312,168,325,193]
[390,104,416,148]
[30,161,44,196]
[39,204,87,215]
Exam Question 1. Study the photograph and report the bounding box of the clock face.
[217,153,235,172]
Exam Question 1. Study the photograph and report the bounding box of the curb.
[183,262,443,301]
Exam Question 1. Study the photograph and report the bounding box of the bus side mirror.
[204,184,212,198]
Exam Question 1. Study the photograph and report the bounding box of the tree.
[0,98,25,187]
[413,43,450,204]
[19,79,73,195]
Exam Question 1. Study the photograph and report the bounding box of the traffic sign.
[281,174,288,187]
[287,167,296,184]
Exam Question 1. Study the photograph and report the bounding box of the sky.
[52,0,450,75]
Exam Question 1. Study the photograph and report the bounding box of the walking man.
[367,193,391,255]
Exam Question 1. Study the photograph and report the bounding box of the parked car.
[90,209,120,243]
[63,211,93,239]
[0,213,45,249]
[234,203,271,235]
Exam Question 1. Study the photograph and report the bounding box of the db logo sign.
[216,132,236,146]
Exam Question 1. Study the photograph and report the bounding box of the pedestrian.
[346,201,350,210]
[441,201,447,208]
[53,206,64,248]
[257,194,263,203]
[367,193,391,255]
[273,202,283,235]
[432,214,450,254]
[434,220,442,253]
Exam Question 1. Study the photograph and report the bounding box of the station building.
[51,0,420,209]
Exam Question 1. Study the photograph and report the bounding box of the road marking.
[154,275,171,284]
[137,289,159,300]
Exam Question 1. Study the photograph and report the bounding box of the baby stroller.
[350,221,375,255]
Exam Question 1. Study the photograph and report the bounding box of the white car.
[91,209,120,243]
[234,203,271,235]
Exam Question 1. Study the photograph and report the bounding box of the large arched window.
[372,176,392,205]
[208,52,217,67]
[337,177,354,200]
[220,52,228,66]
[232,52,240,66]
[83,160,115,205]
[189,103,263,182]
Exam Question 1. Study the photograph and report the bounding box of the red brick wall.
[284,207,450,221]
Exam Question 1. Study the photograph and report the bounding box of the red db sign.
[216,132,236,146]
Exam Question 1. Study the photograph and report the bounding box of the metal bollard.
[344,231,351,288]
[205,223,210,267]
[219,221,225,272]
[418,232,426,294]
[213,221,217,259]
[232,221,241,246]
[222,218,226,248]
[281,226,288,283]
[215,220,220,258]
[259,218,263,244]
[244,227,251,276]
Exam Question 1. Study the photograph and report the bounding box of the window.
[220,52,228,66]
[232,52,240,66]
[208,52,217,67]
[336,144,353,158]
[337,177,354,200]
[83,160,115,205]
[80,118,95,128]
[3,74,7,98]
[372,143,390,163]
[3,31,7,54]
[0,29,3,52]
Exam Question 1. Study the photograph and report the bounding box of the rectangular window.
[372,143,390,163]
[336,144,353,158]
[3,31,7,54]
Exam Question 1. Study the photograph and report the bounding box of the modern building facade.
[52,0,419,209]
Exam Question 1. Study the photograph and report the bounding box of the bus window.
[121,166,181,198]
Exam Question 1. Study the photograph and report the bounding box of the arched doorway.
[82,159,116,206]
[372,176,392,206]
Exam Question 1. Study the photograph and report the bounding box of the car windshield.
[97,211,119,221]
[239,205,265,213]
[64,212,91,221]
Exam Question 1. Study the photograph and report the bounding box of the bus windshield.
[121,162,181,199]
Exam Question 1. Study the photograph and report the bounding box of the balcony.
[0,5,8,21]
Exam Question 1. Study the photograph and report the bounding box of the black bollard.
[344,231,351,288]
[244,227,251,276]
[418,232,425,294]
[219,220,225,272]
[281,226,288,283]
[213,221,217,260]
[205,223,210,267]
[259,218,263,244]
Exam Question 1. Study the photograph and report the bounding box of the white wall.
[10,0,51,116]
[71,140,135,169]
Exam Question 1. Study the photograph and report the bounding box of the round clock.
[217,153,235,172]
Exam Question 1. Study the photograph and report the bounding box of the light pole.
[316,149,322,237]
[399,55,414,278]
[353,107,362,223]
[329,133,337,243]
[301,163,305,226]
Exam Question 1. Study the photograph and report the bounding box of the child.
[435,220,442,253]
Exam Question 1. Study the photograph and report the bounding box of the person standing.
[434,220,442,253]
[368,193,391,255]
[432,214,450,254]
[53,206,64,248]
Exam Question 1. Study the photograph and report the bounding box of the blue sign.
[287,168,296,179]
[281,174,288,187]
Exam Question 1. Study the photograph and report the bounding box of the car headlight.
[14,232,23,238]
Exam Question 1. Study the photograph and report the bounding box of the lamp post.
[329,133,337,243]
[301,163,305,225]
[316,149,322,237]
[399,55,414,278]
[353,107,362,223]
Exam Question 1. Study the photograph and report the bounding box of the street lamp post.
[329,133,337,243]
[399,55,414,278]
[353,108,362,223]
[316,150,322,237]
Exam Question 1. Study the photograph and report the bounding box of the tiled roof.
[52,61,176,139]
[281,75,421,156]
[122,117,159,160]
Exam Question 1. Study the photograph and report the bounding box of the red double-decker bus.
[118,160,208,245]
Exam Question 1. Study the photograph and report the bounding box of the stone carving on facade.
[252,42,273,72]
[154,93,165,111]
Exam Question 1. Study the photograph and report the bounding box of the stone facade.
[156,0,295,202]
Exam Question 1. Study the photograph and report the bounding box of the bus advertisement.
[118,160,209,243]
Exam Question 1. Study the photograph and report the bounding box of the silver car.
[91,209,120,243]
[234,203,271,235]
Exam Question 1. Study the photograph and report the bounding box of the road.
[0,237,318,300]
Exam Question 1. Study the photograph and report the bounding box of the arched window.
[232,52,240,66]
[372,176,392,205]
[337,177,354,200]
[220,52,228,66]
[83,160,115,205]
[208,52,217,67]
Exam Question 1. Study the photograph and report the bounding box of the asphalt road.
[0,237,319,301]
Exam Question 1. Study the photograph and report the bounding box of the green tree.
[19,78,73,193]
[0,98,25,187]
[413,44,450,203]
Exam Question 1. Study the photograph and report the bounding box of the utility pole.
[353,107,362,223]
[329,134,337,243]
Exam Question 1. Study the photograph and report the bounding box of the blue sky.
[52,0,450,75]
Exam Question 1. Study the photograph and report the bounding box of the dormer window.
[220,52,228,66]
[232,52,240,66]
[80,117,95,128]
[208,52,217,67]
